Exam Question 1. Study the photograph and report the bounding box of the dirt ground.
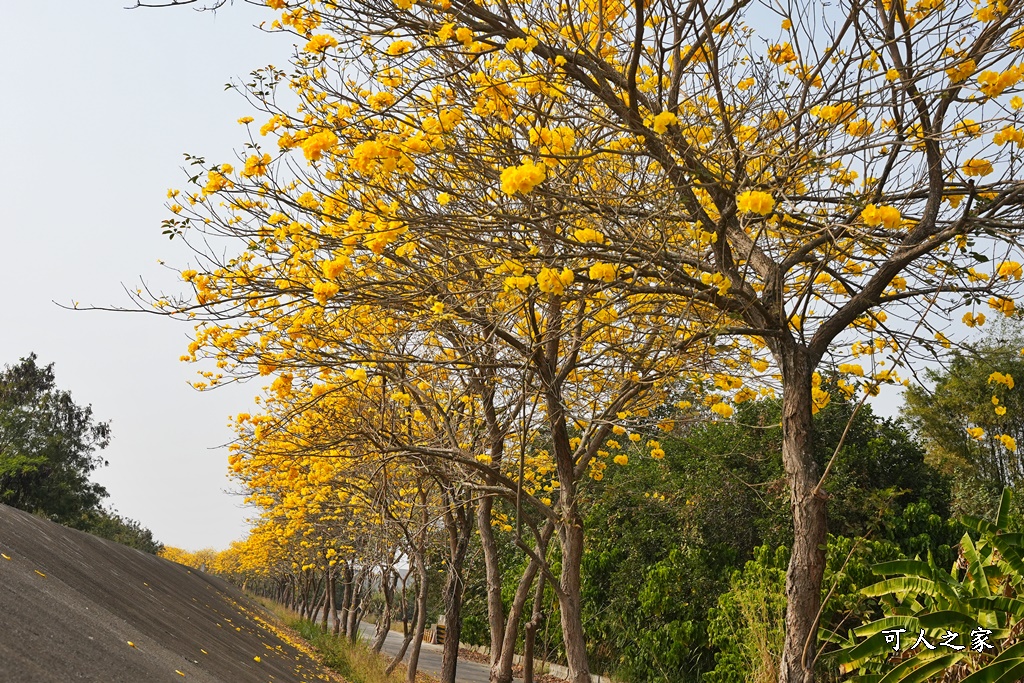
[0,503,341,683]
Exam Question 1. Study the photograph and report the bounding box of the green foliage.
[77,508,164,554]
[0,354,111,524]
[903,322,1024,519]
[834,490,1024,682]
[703,545,788,683]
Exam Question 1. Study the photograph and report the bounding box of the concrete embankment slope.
[0,503,337,683]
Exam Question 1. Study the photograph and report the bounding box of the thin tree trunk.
[329,565,342,634]
[373,568,395,654]
[440,495,472,683]
[778,349,827,683]
[496,522,554,683]
[385,575,414,677]
[321,569,331,631]
[405,557,430,683]
[348,565,369,643]
[479,493,508,681]
[524,571,546,683]
[340,563,354,637]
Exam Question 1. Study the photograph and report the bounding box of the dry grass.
[256,599,437,683]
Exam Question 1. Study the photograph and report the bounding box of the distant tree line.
[0,354,162,554]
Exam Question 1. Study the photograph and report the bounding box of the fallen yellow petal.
[175,670,185,676]
[127,641,136,648]
[254,656,261,663]
[1,553,10,560]
[200,649,208,655]
[34,570,46,578]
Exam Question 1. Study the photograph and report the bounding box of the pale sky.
[0,1,293,550]
[0,1,922,552]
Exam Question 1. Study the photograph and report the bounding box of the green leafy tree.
[0,354,111,524]
[78,509,164,555]
[904,323,1024,519]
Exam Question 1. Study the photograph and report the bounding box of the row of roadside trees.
[139,0,1024,680]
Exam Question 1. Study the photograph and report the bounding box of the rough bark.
[495,522,554,683]
[330,569,340,636]
[372,568,395,654]
[340,563,354,637]
[440,493,472,683]
[405,556,430,683]
[778,347,828,683]
[523,571,546,683]
[348,565,369,643]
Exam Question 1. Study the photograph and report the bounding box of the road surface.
[312,612,520,683]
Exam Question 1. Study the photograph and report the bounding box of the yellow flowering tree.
[136,0,1024,679]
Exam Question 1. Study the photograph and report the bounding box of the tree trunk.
[556,517,589,683]
[478,492,507,680]
[524,571,546,683]
[385,575,414,677]
[496,522,554,683]
[340,563,354,637]
[348,565,369,643]
[331,568,342,635]
[321,569,331,631]
[440,495,472,683]
[405,557,430,683]
[373,568,395,653]
[778,348,828,683]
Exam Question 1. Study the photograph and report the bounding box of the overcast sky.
[0,1,294,550]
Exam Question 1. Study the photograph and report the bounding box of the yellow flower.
[237,116,254,125]
[651,111,678,134]
[588,262,617,283]
[996,406,1008,415]
[989,371,1015,389]
[962,158,994,177]
[650,448,665,459]
[737,77,755,90]
[966,427,985,440]
[431,301,445,314]
[437,192,452,205]
[367,92,397,110]
[387,40,415,56]
[241,153,271,178]
[304,34,338,54]
[989,296,1016,316]
[572,228,605,244]
[998,261,1023,280]
[999,434,1017,452]
[301,130,339,162]
[838,363,864,376]
[313,282,340,304]
[710,402,734,418]
[735,190,774,216]
[613,454,628,466]
[499,159,546,195]
[768,42,796,64]
[963,312,986,327]
[860,204,901,229]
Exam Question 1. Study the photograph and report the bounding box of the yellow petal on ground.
[34,570,46,578]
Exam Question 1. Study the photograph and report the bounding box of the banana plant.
[831,489,1024,682]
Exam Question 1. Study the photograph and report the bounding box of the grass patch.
[256,598,423,683]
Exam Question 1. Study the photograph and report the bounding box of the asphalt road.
[313,611,517,683]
